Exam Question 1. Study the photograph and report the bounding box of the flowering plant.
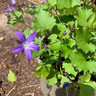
[7,0,96,95]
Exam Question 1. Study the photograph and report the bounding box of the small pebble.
[0,37,4,41]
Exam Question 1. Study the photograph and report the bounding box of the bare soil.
[0,0,44,96]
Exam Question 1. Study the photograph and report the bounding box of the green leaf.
[60,45,72,58]
[36,66,50,78]
[87,61,96,73]
[69,52,87,72]
[75,7,95,27]
[8,70,16,82]
[79,82,96,96]
[62,63,77,76]
[32,9,56,31]
[47,0,57,6]
[57,0,80,9]
[35,4,48,12]
[46,68,57,85]
[48,34,58,42]
[68,39,76,48]
[70,51,96,73]
[46,76,57,85]
[34,37,42,47]
[57,24,66,32]
[79,74,91,82]
[76,27,95,53]
[48,34,61,50]
[23,29,33,38]
[60,76,70,85]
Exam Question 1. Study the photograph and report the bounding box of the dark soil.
[0,0,44,96]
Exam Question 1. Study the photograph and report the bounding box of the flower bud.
[63,32,67,36]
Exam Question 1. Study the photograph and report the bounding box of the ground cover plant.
[5,0,96,96]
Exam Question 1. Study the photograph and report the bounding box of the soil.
[0,0,44,96]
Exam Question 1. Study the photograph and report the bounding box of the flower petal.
[26,31,36,43]
[16,31,26,43]
[12,7,15,11]
[11,0,16,5]
[12,44,24,53]
[43,0,46,2]
[63,82,71,88]
[24,49,32,62]
[28,44,39,51]
[5,8,12,12]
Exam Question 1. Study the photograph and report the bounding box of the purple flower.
[25,4,29,8]
[43,0,46,3]
[63,82,70,88]
[63,32,67,36]
[43,45,47,49]
[12,31,39,62]
[5,8,15,12]
[7,0,16,5]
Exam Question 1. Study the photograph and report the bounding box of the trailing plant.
[7,0,96,96]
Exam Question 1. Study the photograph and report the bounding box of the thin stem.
[48,41,60,46]
[6,86,16,96]
[66,87,69,96]
[55,7,61,24]
[56,13,61,24]
[92,0,96,6]
[86,0,92,5]
[72,88,77,96]
[24,21,33,28]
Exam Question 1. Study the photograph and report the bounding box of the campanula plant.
[7,0,96,95]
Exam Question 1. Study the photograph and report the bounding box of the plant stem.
[24,21,33,28]
[66,87,69,96]
[72,87,77,96]
[55,8,61,24]
[92,0,96,6]
[6,86,16,96]
[86,0,92,5]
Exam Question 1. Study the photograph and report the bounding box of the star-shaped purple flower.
[43,45,47,49]
[5,8,15,12]
[12,31,39,62]
[7,0,16,5]
[43,0,46,3]
[63,82,71,88]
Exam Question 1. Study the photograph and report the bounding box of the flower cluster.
[5,0,16,12]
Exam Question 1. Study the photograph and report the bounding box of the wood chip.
[0,37,4,41]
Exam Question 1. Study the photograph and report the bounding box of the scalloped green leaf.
[70,52,96,73]
[79,82,96,96]
[23,29,33,38]
[87,61,96,73]
[76,27,95,53]
[61,76,70,85]
[48,34,61,50]
[79,74,91,82]
[47,0,57,6]
[57,0,80,9]
[8,70,16,82]
[46,76,57,85]
[69,52,87,72]
[62,63,77,76]
[32,9,56,31]
[60,45,72,58]
[75,7,95,27]
[36,66,50,78]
